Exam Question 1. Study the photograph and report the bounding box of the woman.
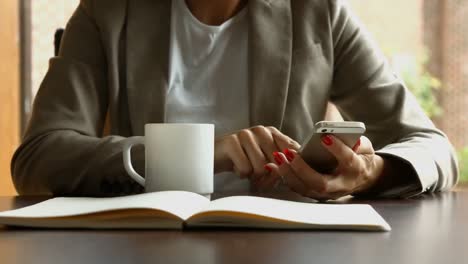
[11,0,459,199]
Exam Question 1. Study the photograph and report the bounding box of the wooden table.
[0,191,467,264]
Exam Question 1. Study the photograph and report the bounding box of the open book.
[0,191,390,231]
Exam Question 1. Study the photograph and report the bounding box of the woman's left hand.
[262,135,386,201]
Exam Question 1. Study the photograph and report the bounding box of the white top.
[165,0,250,191]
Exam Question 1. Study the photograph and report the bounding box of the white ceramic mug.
[123,123,214,196]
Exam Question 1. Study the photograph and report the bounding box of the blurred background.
[0,0,467,195]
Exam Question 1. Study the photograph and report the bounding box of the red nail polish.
[273,152,283,165]
[283,148,295,162]
[322,135,333,146]
[352,138,361,152]
[264,164,272,173]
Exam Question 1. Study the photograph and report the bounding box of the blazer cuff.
[375,145,438,198]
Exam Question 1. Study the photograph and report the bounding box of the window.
[349,0,468,184]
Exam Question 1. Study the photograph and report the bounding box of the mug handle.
[123,137,145,186]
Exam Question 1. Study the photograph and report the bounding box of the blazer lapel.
[248,0,292,129]
[126,0,171,135]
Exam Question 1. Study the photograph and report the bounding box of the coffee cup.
[123,123,214,197]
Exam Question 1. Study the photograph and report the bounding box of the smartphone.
[299,121,366,174]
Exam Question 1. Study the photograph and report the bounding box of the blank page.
[193,196,391,231]
[0,191,209,221]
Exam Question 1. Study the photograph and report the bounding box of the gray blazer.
[11,0,458,197]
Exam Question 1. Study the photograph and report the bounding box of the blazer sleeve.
[328,0,459,197]
[11,1,144,196]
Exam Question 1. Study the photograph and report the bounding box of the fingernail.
[322,135,333,146]
[273,152,283,165]
[264,164,272,173]
[352,138,361,152]
[283,148,295,162]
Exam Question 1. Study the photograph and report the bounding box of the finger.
[280,152,328,199]
[266,126,301,151]
[285,149,327,193]
[238,129,269,179]
[250,126,280,163]
[269,160,309,196]
[354,136,374,155]
[287,149,353,200]
[254,164,279,191]
[226,136,253,179]
[321,135,359,171]
[260,167,282,191]
[262,176,281,191]
[352,138,361,152]
[271,154,333,201]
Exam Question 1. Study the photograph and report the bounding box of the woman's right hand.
[214,126,301,188]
